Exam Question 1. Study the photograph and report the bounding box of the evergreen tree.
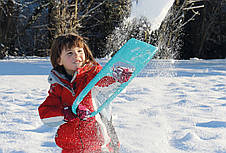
[157,0,204,59]
[182,0,226,59]
[0,0,132,58]
[0,0,21,58]
[159,0,226,59]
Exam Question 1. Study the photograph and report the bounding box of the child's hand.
[112,66,133,83]
[76,105,91,121]
[63,106,76,122]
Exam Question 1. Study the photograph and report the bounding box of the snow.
[1,57,226,153]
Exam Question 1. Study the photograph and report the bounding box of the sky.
[131,0,175,29]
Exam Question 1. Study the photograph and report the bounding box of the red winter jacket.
[38,63,119,153]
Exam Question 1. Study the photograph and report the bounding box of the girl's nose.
[73,51,78,57]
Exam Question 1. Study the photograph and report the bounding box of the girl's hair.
[50,33,97,72]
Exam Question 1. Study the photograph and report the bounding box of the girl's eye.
[78,49,83,53]
[67,52,73,56]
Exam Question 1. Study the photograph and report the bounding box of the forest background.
[0,0,226,60]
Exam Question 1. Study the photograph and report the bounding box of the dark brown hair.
[50,33,97,72]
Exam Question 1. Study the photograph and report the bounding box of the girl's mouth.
[73,60,81,63]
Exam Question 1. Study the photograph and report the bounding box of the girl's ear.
[57,57,62,66]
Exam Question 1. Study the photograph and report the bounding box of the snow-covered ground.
[0,57,226,153]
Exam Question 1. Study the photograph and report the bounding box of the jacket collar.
[47,63,99,96]
[48,63,95,85]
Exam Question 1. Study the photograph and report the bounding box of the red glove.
[76,105,91,121]
[112,66,133,83]
[63,106,76,122]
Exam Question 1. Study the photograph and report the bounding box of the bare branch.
[187,0,204,4]
[183,5,204,10]
[78,1,106,22]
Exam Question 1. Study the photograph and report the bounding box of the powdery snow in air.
[131,0,175,29]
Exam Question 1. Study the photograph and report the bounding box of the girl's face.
[58,47,86,75]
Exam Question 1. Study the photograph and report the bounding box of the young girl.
[38,33,131,153]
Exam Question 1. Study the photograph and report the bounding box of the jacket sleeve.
[38,84,65,127]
